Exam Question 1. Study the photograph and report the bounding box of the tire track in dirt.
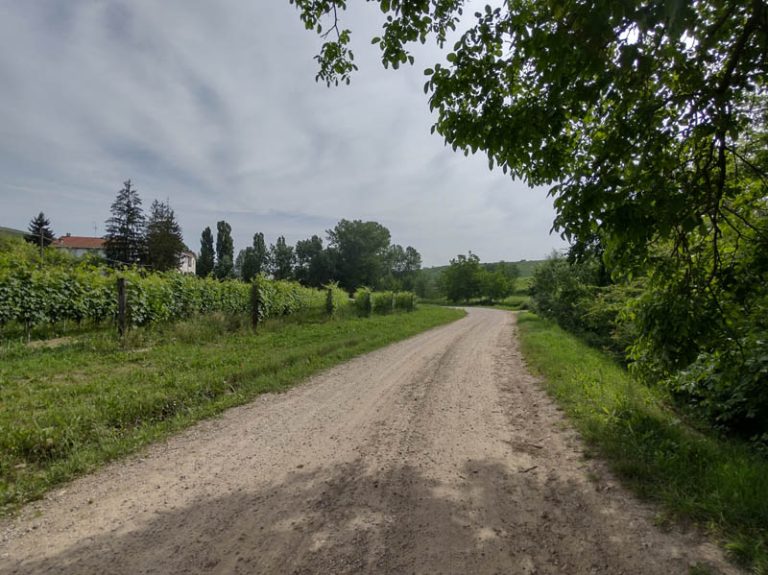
[0,308,739,574]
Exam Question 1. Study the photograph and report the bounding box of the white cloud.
[0,1,567,266]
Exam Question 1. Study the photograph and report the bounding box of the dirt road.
[1,308,737,574]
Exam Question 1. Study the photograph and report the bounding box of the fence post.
[250,282,261,329]
[325,287,335,318]
[117,277,127,337]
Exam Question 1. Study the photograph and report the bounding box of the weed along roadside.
[516,312,768,572]
[0,303,464,514]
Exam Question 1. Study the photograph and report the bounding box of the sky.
[0,1,568,267]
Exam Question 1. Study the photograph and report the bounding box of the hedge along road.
[0,308,738,574]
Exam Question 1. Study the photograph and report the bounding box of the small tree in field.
[25,212,55,250]
[442,253,483,303]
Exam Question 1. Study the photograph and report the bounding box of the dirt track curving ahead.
[1,308,738,574]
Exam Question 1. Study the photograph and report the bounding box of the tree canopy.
[145,200,184,272]
[269,236,296,280]
[442,253,518,303]
[290,0,767,272]
[295,234,335,287]
[327,219,392,291]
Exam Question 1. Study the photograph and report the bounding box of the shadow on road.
[4,455,718,575]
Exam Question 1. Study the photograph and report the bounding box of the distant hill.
[421,258,546,279]
[511,259,546,278]
[0,226,25,239]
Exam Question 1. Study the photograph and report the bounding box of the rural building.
[52,234,106,258]
[53,234,196,274]
[179,250,196,274]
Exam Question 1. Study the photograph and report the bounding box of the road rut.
[0,308,737,574]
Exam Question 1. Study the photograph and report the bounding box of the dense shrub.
[628,240,768,438]
[0,263,326,335]
[530,239,768,441]
[324,282,349,317]
[394,292,416,312]
[371,291,395,315]
[529,254,637,356]
[354,287,372,317]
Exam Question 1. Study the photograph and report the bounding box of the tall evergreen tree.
[145,200,184,272]
[269,236,295,280]
[104,180,145,266]
[197,227,215,277]
[214,220,235,279]
[24,212,55,249]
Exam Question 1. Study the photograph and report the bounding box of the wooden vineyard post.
[250,282,261,329]
[117,277,127,338]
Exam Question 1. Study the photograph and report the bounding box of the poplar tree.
[214,220,235,279]
[197,227,215,277]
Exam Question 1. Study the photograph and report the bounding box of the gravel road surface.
[0,308,737,574]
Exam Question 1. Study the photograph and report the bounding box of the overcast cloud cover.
[0,1,567,266]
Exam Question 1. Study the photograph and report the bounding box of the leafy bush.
[529,254,636,356]
[394,291,416,312]
[324,282,349,317]
[628,250,768,439]
[354,287,372,317]
[371,291,395,315]
[0,263,326,337]
[531,233,768,440]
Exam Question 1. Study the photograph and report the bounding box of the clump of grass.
[516,312,768,572]
[0,306,464,513]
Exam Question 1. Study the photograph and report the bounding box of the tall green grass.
[0,306,464,513]
[516,312,768,572]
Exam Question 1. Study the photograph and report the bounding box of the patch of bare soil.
[25,336,74,350]
[0,308,740,574]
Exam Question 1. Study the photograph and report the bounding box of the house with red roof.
[52,234,106,258]
[52,234,196,274]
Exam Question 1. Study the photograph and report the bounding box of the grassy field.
[0,306,465,513]
[516,313,768,572]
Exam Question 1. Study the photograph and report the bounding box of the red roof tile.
[53,236,105,249]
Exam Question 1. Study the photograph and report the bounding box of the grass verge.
[0,306,465,514]
[516,312,768,573]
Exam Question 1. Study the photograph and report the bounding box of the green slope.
[0,226,25,240]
